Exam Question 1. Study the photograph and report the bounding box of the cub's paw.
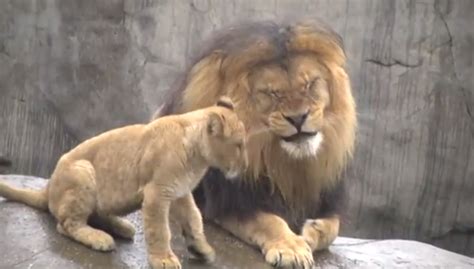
[111,218,136,240]
[187,240,216,263]
[56,223,66,235]
[149,252,182,269]
[89,232,116,252]
[262,235,314,268]
[301,218,339,251]
[57,223,115,252]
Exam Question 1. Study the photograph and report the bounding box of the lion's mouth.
[279,132,323,159]
[225,169,240,180]
[281,132,318,143]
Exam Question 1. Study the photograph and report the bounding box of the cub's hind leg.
[92,214,136,240]
[59,215,116,251]
[49,160,115,251]
[171,193,215,263]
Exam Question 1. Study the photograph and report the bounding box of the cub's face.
[206,108,248,179]
[241,54,330,159]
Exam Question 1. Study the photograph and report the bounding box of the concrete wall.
[0,0,473,256]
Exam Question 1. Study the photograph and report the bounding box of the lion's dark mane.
[160,20,344,116]
[194,168,347,232]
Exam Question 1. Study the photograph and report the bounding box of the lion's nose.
[284,112,308,130]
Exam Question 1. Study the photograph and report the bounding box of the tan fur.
[167,21,356,268]
[301,216,340,251]
[178,36,355,209]
[0,101,247,269]
[217,213,314,268]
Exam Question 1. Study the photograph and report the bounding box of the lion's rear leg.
[51,160,115,252]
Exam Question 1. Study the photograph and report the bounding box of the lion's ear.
[216,96,234,110]
[207,112,224,137]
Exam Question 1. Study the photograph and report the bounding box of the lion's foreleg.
[302,179,345,251]
[301,215,340,251]
[217,212,314,268]
[171,193,215,263]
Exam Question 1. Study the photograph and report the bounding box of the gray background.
[0,0,473,256]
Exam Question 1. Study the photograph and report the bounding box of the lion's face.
[205,108,248,179]
[166,21,356,203]
[173,20,356,187]
[237,54,330,159]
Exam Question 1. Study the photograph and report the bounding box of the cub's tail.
[0,180,49,211]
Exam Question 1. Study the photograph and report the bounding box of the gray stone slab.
[0,175,472,269]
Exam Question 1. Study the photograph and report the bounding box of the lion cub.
[0,98,247,269]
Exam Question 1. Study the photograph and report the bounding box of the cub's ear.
[215,96,234,110]
[207,112,224,137]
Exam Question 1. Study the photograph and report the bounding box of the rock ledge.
[0,175,472,268]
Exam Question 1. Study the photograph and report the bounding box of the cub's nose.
[284,112,308,130]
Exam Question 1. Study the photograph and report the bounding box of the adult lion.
[157,20,356,268]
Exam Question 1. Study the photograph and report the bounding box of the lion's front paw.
[263,235,314,268]
[301,218,339,251]
[149,252,182,269]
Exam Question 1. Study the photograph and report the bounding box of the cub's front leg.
[143,184,181,269]
[218,212,314,268]
[171,193,215,263]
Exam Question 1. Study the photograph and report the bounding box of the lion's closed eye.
[268,90,281,99]
[307,77,320,89]
[253,90,276,112]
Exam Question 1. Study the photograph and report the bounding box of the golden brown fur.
[157,20,356,268]
[0,99,247,269]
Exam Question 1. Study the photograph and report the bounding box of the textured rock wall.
[0,0,472,256]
